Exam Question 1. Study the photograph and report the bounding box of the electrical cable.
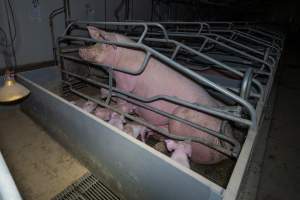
[2,0,17,69]
[114,0,126,21]
[7,0,16,42]
[0,27,8,47]
[0,0,16,48]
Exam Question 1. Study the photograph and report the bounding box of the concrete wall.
[0,0,152,70]
[0,0,66,68]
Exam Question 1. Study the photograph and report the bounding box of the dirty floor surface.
[0,107,88,200]
[256,44,300,200]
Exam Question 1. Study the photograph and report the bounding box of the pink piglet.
[108,112,126,130]
[165,140,192,169]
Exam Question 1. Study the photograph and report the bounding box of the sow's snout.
[79,45,100,62]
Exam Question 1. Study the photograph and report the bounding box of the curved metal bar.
[240,27,283,48]
[132,36,265,96]
[199,34,273,74]
[240,68,253,100]
[144,42,257,127]
[64,21,170,43]
[62,69,253,127]
[67,85,238,157]
[167,39,264,100]
[147,31,273,75]
[192,22,283,50]
[58,23,258,128]
[139,22,169,40]
[63,21,148,42]
[203,33,265,56]
[223,30,281,53]
[63,70,241,149]
[117,22,268,96]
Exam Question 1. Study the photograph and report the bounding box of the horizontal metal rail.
[56,21,281,160]
[58,34,257,129]
[123,21,282,107]
[143,31,274,75]
[66,21,267,97]
[64,21,170,42]
[132,36,264,99]
[209,29,280,53]
[64,81,239,157]
[63,70,242,146]
[156,21,284,50]
[152,22,282,66]
[121,22,280,104]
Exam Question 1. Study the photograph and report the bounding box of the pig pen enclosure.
[17,20,283,200]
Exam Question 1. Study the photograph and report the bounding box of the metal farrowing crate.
[18,20,283,200]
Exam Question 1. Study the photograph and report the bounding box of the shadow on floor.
[256,39,300,200]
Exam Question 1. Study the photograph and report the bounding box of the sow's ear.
[87,26,107,40]
[165,140,177,152]
[87,26,117,42]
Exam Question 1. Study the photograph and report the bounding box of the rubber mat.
[52,173,120,200]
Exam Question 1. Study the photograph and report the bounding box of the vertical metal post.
[63,0,71,28]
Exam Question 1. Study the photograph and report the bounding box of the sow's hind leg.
[168,106,234,165]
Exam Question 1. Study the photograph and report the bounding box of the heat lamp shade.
[0,79,30,103]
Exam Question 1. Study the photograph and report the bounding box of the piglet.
[69,100,77,105]
[165,140,192,169]
[108,112,126,130]
[82,101,97,113]
[100,88,117,101]
[94,107,112,121]
[100,88,110,99]
[123,123,149,142]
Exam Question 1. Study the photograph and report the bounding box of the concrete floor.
[0,106,88,200]
[256,45,300,199]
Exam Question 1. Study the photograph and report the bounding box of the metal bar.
[238,27,283,47]
[64,21,170,42]
[58,24,257,128]
[240,68,253,100]
[147,31,273,74]
[213,30,280,53]
[49,7,65,64]
[63,21,266,96]
[158,21,283,48]
[171,45,180,60]
[63,71,243,147]
[155,21,281,56]
[63,0,71,28]
[68,85,238,157]
[62,69,253,128]
[18,70,224,200]
[115,22,271,100]
[105,67,113,105]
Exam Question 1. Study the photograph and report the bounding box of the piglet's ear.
[165,140,177,151]
[87,26,107,40]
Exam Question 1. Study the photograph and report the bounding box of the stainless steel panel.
[18,67,223,200]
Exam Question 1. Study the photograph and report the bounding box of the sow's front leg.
[168,106,233,164]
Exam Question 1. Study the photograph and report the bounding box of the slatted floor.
[52,173,120,200]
